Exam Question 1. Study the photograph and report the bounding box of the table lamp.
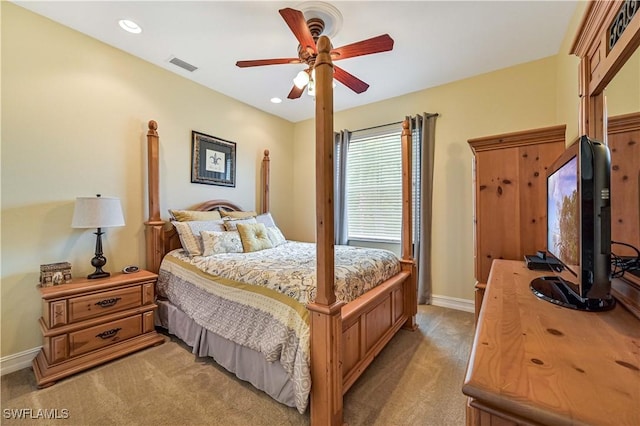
[71,194,125,279]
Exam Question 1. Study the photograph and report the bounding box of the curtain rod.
[352,120,403,133]
[352,113,439,133]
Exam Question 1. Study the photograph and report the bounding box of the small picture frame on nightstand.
[40,262,72,287]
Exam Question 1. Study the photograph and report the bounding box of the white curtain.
[334,130,351,245]
[409,113,438,304]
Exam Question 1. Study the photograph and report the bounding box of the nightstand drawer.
[69,315,142,357]
[68,286,142,323]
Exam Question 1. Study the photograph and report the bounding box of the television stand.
[530,276,615,311]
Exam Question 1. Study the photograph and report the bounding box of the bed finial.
[148,120,158,135]
[316,35,333,60]
[402,118,410,133]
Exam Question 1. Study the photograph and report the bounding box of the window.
[346,124,403,242]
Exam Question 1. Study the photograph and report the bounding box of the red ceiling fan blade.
[236,58,301,68]
[331,34,394,61]
[288,84,305,99]
[333,66,369,94]
[279,8,317,54]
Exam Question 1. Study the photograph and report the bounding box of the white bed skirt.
[155,299,298,409]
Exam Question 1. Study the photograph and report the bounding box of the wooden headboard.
[144,120,270,273]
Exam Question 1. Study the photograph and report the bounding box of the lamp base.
[87,271,110,280]
[88,228,110,280]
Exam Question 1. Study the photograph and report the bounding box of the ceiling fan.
[236,8,394,99]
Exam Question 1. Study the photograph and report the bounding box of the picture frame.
[40,262,72,287]
[191,131,236,187]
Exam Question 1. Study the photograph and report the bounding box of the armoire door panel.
[475,149,521,283]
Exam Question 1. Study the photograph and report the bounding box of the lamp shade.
[71,195,125,229]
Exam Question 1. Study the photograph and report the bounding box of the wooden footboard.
[341,263,414,393]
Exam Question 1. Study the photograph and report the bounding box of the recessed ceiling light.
[118,19,142,34]
[270,97,282,104]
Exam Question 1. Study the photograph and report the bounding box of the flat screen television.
[530,135,615,311]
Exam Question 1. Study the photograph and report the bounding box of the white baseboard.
[431,294,475,313]
[1,347,40,376]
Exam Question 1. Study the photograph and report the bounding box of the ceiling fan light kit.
[235,2,393,100]
[293,70,310,89]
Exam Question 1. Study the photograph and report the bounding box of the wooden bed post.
[400,119,417,330]
[261,149,270,213]
[307,35,344,426]
[144,120,165,273]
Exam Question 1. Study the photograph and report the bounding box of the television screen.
[547,156,579,275]
[530,136,614,312]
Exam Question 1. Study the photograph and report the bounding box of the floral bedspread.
[156,241,400,413]
[185,241,400,305]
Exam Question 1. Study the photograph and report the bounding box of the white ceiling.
[14,1,578,123]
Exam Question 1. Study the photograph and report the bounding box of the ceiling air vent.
[168,56,198,72]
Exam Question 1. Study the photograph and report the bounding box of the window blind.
[346,124,402,242]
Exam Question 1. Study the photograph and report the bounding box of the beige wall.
[606,48,640,116]
[1,3,294,357]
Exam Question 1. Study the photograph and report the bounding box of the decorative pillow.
[236,223,273,253]
[169,209,222,222]
[255,212,277,228]
[223,217,257,231]
[201,231,243,256]
[266,226,287,247]
[220,210,257,219]
[172,220,225,256]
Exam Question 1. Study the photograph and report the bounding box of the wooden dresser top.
[463,260,640,426]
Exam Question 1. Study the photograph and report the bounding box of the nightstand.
[32,270,165,388]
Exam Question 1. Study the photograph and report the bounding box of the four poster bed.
[144,37,417,424]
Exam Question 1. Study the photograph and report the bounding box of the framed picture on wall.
[191,131,236,187]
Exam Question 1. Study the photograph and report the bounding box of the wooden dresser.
[463,260,640,425]
[32,270,165,388]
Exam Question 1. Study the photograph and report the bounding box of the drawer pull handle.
[95,297,121,308]
[96,328,122,340]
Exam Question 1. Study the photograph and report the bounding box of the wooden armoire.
[468,125,566,320]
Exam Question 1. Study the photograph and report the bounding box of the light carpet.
[1,305,474,425]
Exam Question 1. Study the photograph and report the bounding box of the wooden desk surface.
[463,260,640,426]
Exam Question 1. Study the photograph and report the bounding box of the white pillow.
[255,212,277,228]
[172,220,225,256]
[266,226,287,247]
[201,231,243,256]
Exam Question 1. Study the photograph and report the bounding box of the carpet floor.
[1,305,474,426]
